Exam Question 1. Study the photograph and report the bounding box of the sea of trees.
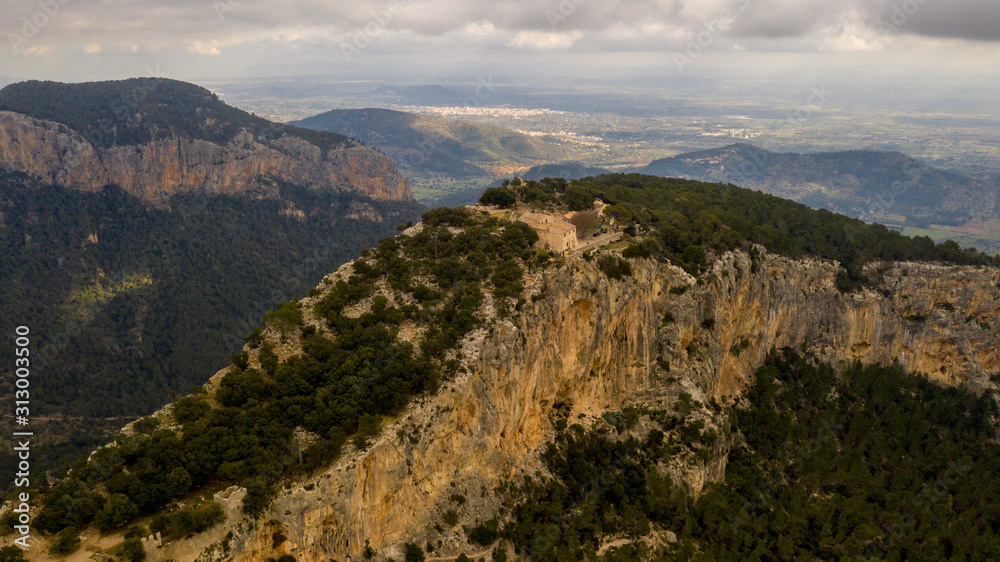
[501,350,1000,560]
[0,171,420,480]
[22,207,539,542]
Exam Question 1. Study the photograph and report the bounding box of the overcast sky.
[2,0,999,92]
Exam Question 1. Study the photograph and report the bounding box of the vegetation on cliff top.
[483,174,997,279]
[501,350,1000,560]
[21,207,540,543]
[0,78,355,153]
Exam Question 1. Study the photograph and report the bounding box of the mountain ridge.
[0,79,423,486]
[58,227,1000,561]
[291,107,568,188]
[639,142,999,228]
[16,175,1000,560]
[0,79,413,205]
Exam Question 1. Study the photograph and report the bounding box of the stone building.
[517,211,578,252]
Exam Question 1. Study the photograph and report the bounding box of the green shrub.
[597,256,632,280]
[469,520,500,545]
[231,350,250,371]
[0,511,18,535]
[132,417,160,435]
[123,525,148,540]
[358,413,383,437]
[0,545,29,562]
[561,185,593,211]
[479,187,517,208]
[259,342,279,375]
[172,396,210,424]
[245,326,265,348]
[404,543,425,562]
[119,537,146,562]
[94,494,140,531]
[48,528,81,557]
[266,300,302,331]
[150,503,225,541]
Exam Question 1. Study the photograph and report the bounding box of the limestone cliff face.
[152,248,1000,562]
[0,111,412,204]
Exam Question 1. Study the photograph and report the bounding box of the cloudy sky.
[2,0,999,87]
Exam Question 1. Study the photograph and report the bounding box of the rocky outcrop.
[148,248,1000,561]
[0,111,412,204]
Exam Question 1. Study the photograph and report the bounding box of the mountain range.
[3,80,1000,561]
[0,79,422,478]
[14,173,1000,561]
[292,108,568,197]
[639,143,1000,225]
[293,106,1000,254]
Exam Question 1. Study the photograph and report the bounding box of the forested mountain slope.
[7,175,1000,561]
[0,78,424,482]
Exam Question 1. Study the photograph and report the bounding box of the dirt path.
[425,539,504,561]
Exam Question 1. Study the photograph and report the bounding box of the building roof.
[517,212,553,230]
[549,221,576,235]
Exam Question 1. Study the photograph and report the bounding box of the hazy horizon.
[2,0,998,103]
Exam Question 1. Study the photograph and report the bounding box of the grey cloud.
[866,0,1000,41]
[1,0,1000,84]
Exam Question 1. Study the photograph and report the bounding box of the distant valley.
[292,108,568,203]
[288,104,1000,257]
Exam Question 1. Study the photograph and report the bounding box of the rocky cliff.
[138,245,1000,561]
[0,110,412,205]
